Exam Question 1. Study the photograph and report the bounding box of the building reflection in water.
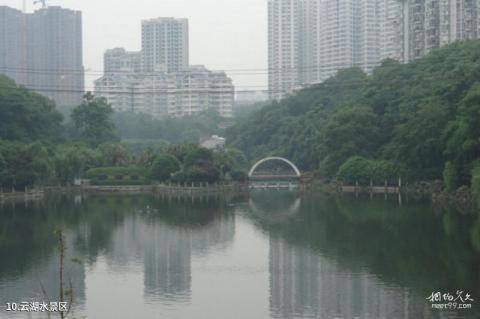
[0,196,236,310]
[269,237,434,319]
[143,222,192,301]
[95,197,236,303]
[244,191,435,319]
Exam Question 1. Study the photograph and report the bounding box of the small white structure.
[200,135,226,150]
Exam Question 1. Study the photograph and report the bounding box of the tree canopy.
[0,75,63,142]
[70,92,118,147]
[226,40,480,187]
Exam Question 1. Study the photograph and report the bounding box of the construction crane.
[33,0,47,9]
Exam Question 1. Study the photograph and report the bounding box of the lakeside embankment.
[310,179,478,212]
[0,182,249,204]
[1,180,478,214]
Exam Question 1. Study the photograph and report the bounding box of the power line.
[0,64,331,74]
[0,63,388,76]
[1,55,477,78]
[0,85,285,94]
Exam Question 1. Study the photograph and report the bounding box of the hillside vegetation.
[0,81,244,189]
[227,40,480,187]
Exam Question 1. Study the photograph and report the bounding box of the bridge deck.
[249,175,300,181]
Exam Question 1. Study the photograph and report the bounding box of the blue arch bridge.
[248,157,309,190]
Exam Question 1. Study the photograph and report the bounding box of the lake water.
[0,191,479,319]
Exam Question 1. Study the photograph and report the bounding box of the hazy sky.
[3,0,268,91]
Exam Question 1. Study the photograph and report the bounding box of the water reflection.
[0,192,478,319]
[246,191,480,319]
[269,238,427,319]
[0,195,236,312]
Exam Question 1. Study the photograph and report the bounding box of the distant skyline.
[2,0,267,91]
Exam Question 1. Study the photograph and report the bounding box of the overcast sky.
[3,0,267,91]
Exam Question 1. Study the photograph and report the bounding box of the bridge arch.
[248,157,301,178]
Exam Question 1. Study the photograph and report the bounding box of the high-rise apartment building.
[268,0,480,99]
[141,17,189,73]
[28,7,84,107]
[268,0,391,99]
[268,0,303,100]
[94,65,234,118]
[0,6,84,107]
[104,48,142,75]
[316,0,362,82]
[0,7,27,85]
[96,17,234,118]
[95,16,234,118]
[173,66,234,118]
[396,0,480,62]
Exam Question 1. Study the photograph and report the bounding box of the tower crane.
[33,0,47,9]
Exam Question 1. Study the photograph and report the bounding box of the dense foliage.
[151,155,181,182]
[85,166,150,185]
[0,78,249,189]
[337,156,404,184]
[472,165,480,198]
[0,75,63,142]
[112,109,225,143]
[70,92,118,147]
[0,141,54,189]
[227,40,480,188]
[0,138,246,189]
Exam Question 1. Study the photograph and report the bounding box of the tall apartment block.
[268,0,391,99]
[267,0,303,100]
[268,0,480,99]
[141,18,189,73]
[0,7,27,85]
[0,6,84,107]
[395,0,480,62]
[95,66,234,118]
[104,48,142,75]
[95,18,234,118]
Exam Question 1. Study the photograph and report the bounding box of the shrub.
[85,166,149,185]
[337,156,373,184]
[443,161,458,192]
[172,166,220,184]
[184,147,214,168]
[471,165,480,198]
[150,154,180,182]
[337,156,404,185]
[230,170,248,182]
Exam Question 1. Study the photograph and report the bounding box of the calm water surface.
[0,192,479,319]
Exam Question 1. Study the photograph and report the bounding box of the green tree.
[444,83,480,184]
[112,109,224,143]
[184,147,214,168]
[471,165,480,198]
[167,143,199,163]
[151,154,181,182]
[226,40,480,184]
[0,75,63,142]
[0,141,54,189]
[320,106,381,176]
[172,165,220,184]
[71,93,118,147]
[443,161,458,192]
[97,143,131,167]
[54,145,100,185]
